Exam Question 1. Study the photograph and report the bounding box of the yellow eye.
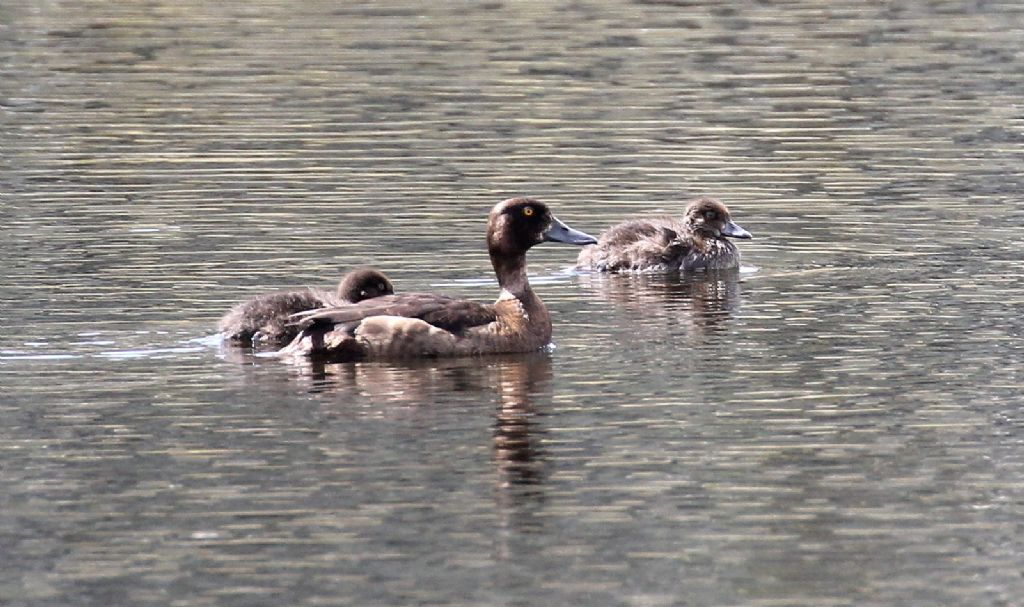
[523,206,534,217]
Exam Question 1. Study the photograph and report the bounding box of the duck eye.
[522,206,534,217]
[703,211,717,221]
[377,283,385,291]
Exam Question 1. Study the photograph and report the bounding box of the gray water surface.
[2,1,1024,606]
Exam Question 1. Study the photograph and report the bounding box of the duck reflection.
[490,354,550,492]
[285,351,553,492]
[579,269,742,339]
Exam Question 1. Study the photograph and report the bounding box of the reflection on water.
[491,355,550,490]
[231,347,555,492]
[3,0,1024,605]
[579,269,743,341]
[287,352,554,490]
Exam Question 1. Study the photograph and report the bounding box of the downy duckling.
[219,267,393,345]
[576,197,751,272]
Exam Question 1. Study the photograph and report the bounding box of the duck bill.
[543,216,598,245]
[721,220,752,239]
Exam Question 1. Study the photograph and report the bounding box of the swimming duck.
[575,197,752,272]
[279,198,597,361]
[219,267,394,345]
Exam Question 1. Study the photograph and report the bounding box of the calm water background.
[2,1,1023,605]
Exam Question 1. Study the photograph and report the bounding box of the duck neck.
[490,248,551,343]
[492,252,532,296]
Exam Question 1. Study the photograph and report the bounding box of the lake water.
[2,1,1023,605]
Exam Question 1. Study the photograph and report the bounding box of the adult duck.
[219,267,394,345]
[279,198,596,361]
[576,197,752,272]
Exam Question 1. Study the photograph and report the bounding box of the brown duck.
[576,197,752,272]
[279,198,596,361]
[219,267,394,345]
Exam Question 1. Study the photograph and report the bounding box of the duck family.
[279,198,596,361]
[219,196,751,360]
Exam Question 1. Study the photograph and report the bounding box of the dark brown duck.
[576,197,752,272]
[279,198,596,361]
[219,267,394,345]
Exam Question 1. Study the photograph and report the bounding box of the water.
[2,1,1024,605]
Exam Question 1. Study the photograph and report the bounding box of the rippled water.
[3,1,1024,605]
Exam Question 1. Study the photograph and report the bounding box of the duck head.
[336,267,395,302]
[487,197,597,258]
[684,197,752,240]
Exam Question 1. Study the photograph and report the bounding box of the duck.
[278,197,597,361]
[219,267,394,345]
[575,197,752,272]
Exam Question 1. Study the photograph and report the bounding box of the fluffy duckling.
[576,197,752,272]
[219,267,393,345]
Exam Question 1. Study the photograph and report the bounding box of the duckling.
[219,267,393,345]
[279,198,596,361]
[576,197,752,272]
[335,268,395,305]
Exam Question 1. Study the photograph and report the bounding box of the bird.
[576,197,752,272]
[218,267,394,346]
[278,197,597,361]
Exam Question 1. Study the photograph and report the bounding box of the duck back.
[576,217,689,272]
[287,294,548,362]
[219,288,333,344]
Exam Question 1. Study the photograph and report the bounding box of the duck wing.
[293,292,498,335]
[417,299,499,334]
